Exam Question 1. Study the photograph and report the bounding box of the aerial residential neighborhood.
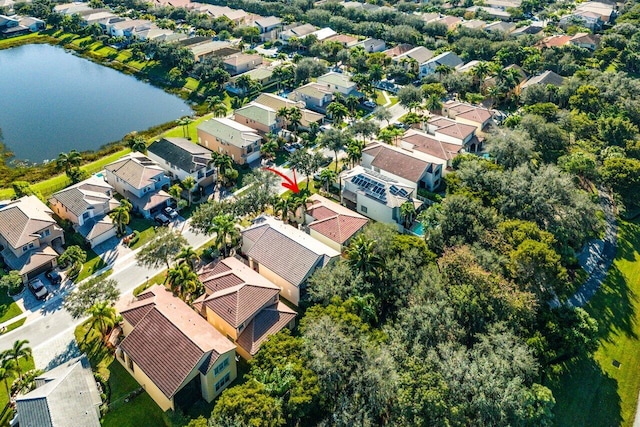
[0,0,639,424]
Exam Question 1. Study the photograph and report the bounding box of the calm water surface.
[0,44,192,163]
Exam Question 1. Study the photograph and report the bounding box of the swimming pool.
[410,221,424,236]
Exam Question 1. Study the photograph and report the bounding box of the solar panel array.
[389,185,409,198]
[351,174,387,203]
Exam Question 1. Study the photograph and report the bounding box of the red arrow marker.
[263,167,300,193]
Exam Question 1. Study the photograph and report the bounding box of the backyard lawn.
[0,291,23,325]
[75,321,167,427]
[128,217,158,250]
[549,219,640,427]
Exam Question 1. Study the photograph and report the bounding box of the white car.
[164,206,179,219]
[28,278,48,300]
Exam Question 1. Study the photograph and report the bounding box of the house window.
[22,245,28,253]
[42,229,50,237]
[214,357,230,376]
[215,373,231,392]
[126,353,134,372]
[360,205,367,213]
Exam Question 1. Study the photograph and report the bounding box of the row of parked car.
[154,206,179,226]
[27,269,62,301]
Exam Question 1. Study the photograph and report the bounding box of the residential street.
[0,219,212,370]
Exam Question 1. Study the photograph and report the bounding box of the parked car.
[45,269,62,285]
[28,278,48,301]
[362,100,377,109]
[155,213,170,226]
[284,144,297,154]
[319,156,332,167]
[164,206,179,219]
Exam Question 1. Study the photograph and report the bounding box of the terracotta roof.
[306,205,336,221]
[308,215,368,245]
[366,145,431,182]
[455,108,492,126]
[0,196,57,249]
[429,117,476,141]
[201,272,245,294]
[401,130,462,161]
[119,286,234,399]
[540,34,571,48]
[204,284,279,328]
[236,302,296,356]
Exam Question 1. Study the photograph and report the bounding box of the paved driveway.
[93,236,132,267]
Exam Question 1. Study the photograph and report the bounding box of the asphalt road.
[0,220,212,367]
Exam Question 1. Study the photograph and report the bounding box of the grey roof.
[147,137,212,174]
[521,70,564,89]
[16,356,101,427]
[49,175,115,217]
[243,220,339,287]
[0,195,56,249]
[105,154,166,190]
[428,51,463,68]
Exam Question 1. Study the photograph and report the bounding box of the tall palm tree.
[277,107,291,131]
[208,214,239,257]
[346,141,363,167]
[167,263,200,300]
[344,235,384,278]
[0,358,17,398]
[319,168,337,192]
[260,138,279,161]
[400,201,417,229]
[176,245,200,270]
[87,302,117,341]
[424,94,443,115]
[176,116,193,139]
[345,95,360,118]
[288,107,302,134]
[471,61,492,92]
[273,197,291,222]
[181,176,196,206]
[211,103,228,118]
[210,153,234,186]
[109,201,131,235]
[56,150,82,174]
[4,340,32,380]
[326,102,349,126]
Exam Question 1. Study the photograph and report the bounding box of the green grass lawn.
[549,220,640,427]
[77,248,108,282]
[128,217,157,250]
[0,356,35,426]
[0,289,22,324]
[75,321,167,427]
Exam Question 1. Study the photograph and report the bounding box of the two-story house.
[225,68,275,96]
[0,196,64,283]
[442,100,494,133]
[146,137,216,190]
[197,118,262,165]
[316,72,359,97]
[104,154,172,219]
[232,102,280,135]
[341,166,420,231]
[48,176,119,248]
[303,194,368,252]
[401,129,464,169]
[288,83,334,112]
[117,285,237,412]
[426,116,483,152]
[253,93,325,130]
[223,53,263,76]
[193,257,296,360]
[254,15,282,41]
[420,51,464,78]
[361,143,446,192]
[241,216,340,305]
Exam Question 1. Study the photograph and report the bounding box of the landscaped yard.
[75,321,167,427]
[549,219,640,427]
[0,271,23,324]
[0,356,35,426]
[128,217,158,250]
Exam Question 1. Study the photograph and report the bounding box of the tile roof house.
[288,83,334,113]
[118,285,237,411]
[253,93,325,128]
[303,194,368,251]
[104,154,171,219]
[15,356,101,427]
[560,1,614,30]
[233,101,279,135]
[442,100,494,132]
[483,21,516,33]
[279,23,317,41]
[420,51,464,78]
[401,129,464,168]
[341,166,419,231]
[569,32,601,50]
[382,43,414,59]
[223,53,263,76]
[189,40,238,62]
[316,72,358,96]
[241,216,340,305]
[0,196,64,283]
[362,143,446,192]
[466,5,511,20]
[226,67,275,95]
[426,116,483,151]
[197,118,263,165]
[48,175,119,248]
[520,70,565,91]
[147,137,216,189]
[193,257,296,360]
[392,46,435,72]
[357,38,386,53]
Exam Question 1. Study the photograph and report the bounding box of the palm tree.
[345,95,360,118]
[319,168,337,192]
[320,129,348,172]
[287,192,309,224]
[208,214,239,257]
[176,245,200,270]
[326,102,349,126]
[288,107,302,134]
[210,153,234,186]
[470,61,492,92]
[277,107,291,131]
[345,235,384,278]
[4,340,32,380]
[0,358,16,398]
[56,150,82,175]
[346,141,363,167]
[273,197,291,222]
[167,263,200,300]
[176,116,193,139]
[109,200,131,235]
[211,102,228,118]
[400,201,417,229]
[181,176,196,206]
[87,302,117,341]
[424,94,443,115]
[260,138,279,161]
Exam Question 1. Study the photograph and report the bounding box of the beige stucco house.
[194,257,296,360]
[241,216,340,305]
[197,118,262,165]
[48,175,119,248]
[117,285,237,412]
[303,194,368,252]
[0,196,64,283]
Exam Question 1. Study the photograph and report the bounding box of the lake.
[0,43,192,163]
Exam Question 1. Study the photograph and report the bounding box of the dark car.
[45,269,62,285]
[155,213,170,226]
[28,278,49,301]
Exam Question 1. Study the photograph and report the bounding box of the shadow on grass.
[590,265,637,343]
[549,356,622,427]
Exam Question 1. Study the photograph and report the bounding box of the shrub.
[0,270,24,296]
